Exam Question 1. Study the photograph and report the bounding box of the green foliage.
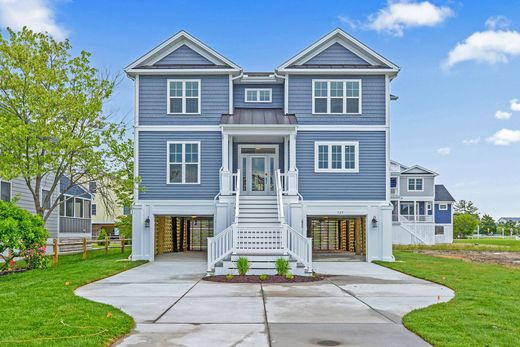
[115,214,132,240]
[259,274,268,281]
[285,273,294,280]
[275,257,290,276]
[454,213,479,238]
[97,229,109,246]
[453,200,479,217]
[0,201,49,271]
[235,257,249,276]
[480,214,497,234]
[498,220,520,235]
[225,274,234,281]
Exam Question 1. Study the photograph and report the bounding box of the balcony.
[400,214,434,223]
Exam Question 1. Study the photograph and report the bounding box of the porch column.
[287,132,298,195]
[221,133,231,195]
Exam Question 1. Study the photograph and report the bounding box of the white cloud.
[462,137,481,145]
[437,147,451,156]
[511,99,520,112]
[367,1,453,37]
[0,0,67,41]
[487,129,520,145]
[443,21,520,68]
[338,15,361,30]
[495,110,512,120]
[485,16,511,30]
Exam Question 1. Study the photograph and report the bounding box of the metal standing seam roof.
[220,108,298,125]
[435,184,455,202]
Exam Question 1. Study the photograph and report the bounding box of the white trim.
[314,141,359,173]
[298,125,388,131]
[385,74,390,202]
[166,79,201,115]
[312,79,362,115]
[244,88,272,103]
[0,179,12,202]
[134,75,139,126]
[136,124,389,132]
[137,125,220,132]
[284,74,289,114]
[228,74,233,114]
[439,203,448,211]
[407,177,424,192]
[401,165,438,176]
[166,141,201,185]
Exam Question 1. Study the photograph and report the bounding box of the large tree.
[480,214,497,235]
[453,213,479,238]
[453,200,479,217]
[0,27,132,221]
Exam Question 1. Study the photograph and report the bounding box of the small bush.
[97,229,109,246]
[236,257,249,276]
[25,245,50,269]
[259,274,268,281]
[285,273,294,280]
[275,257,290,276]
[226,274,234,281]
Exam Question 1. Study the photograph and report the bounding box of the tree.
[454,213,479,238]
[480,214,497,235]
[454,200,479,217]
[0,27,133,222]
[499,220,520,236]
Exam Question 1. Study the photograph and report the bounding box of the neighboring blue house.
[58,177,93,238]
[127,29,401,274]
[390,161,455,245]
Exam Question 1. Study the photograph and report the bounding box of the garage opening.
[154,216,213,256]
[307,216,366,260]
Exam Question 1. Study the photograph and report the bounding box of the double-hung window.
[167,142,200,184]
[315,142,359,173]
[42,189,51,210]
[313,80,361,114]
[245,88,272,103]
[408,178,423,191]
[1,181,11,202]
[167,79,200,114]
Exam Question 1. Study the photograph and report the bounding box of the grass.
[0,249,146,347]
[394,237,520,252]
[377,251,520,347]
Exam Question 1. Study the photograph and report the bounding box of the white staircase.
[393,217,435,245]
[237,196,279,227]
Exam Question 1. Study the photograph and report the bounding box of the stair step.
[238,223,282,228]
[239,213,278,218]
[230,254,290,261]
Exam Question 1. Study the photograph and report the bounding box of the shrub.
[25,245,50,269]
[259,274,268,281]
[0,200,49,271]
[236,257,249,276]
[275,257,290,276]
[225,274,234,281]
[285,273,294,280]
[97,228,109,246]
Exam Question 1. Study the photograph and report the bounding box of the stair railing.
[207,224,234,272]
[275,169,285,223]
[285,224,313,272]
[399,216,434,245]
[234,168,241,224]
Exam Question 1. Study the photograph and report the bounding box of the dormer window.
[245,88,272,103]
[167,79,200,114]
[408,178,424,192]
[313,80,361,114]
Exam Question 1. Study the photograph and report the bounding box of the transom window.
[408,178,424,191]
[167,79,200,114]
[245,88,272,103]
[167,142,200,184]
[313,80,361,114]
[315,142,359,173]
[1,181,11,202]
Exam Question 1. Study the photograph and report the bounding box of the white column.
[222,133,229,171]
[287,132,298,195]
[221,133,231,195]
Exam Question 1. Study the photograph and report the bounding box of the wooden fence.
[48,237,132,266]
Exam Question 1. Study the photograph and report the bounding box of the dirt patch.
[204,274,323,283]
[416,250,520,267]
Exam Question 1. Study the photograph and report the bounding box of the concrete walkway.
[76,254,454,347]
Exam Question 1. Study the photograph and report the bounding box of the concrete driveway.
[75,254,454,347]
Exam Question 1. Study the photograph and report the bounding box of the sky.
[0,0,519,218]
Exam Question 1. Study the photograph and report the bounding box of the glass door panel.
[251,157,266,192]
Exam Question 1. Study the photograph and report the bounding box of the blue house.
[126,29,401,274]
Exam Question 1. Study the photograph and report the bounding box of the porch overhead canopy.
[220,108,297,126]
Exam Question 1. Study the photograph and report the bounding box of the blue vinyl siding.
[138,131,221,200]
[297,131,386,200]
[304,43,369,65]
[139,75,229,125]
[435,203,452,224]
[288,75,386,125]
[154,45,214,65]
[233,84,284,109]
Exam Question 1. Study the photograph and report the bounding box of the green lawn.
[0,249,146,347]
[378,251,520,347]
[394,237,520,252]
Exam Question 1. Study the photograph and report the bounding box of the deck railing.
[234,169,241,224]
[285,225,313,272]
[207,224,234,272]
[399,216,435,245]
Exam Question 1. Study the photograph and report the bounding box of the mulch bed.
[0,268,29,276]
[204,274,323,283]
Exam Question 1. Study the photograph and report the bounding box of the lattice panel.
[236,228,283,252]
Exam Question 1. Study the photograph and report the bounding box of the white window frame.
[427,202,432,211]
[167,79,201,115]
[439,203,448,211]
[41,188,51,210]
[166,141,201,185]
[407,177,424,192]
[314,141,359,173]
[92,203,97,216]
[312,79,362,115]
[244,88,272,103]
[0,180,12,202]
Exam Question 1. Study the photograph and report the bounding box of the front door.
[239,152,277,195]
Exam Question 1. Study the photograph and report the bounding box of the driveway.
[76,254,454,347]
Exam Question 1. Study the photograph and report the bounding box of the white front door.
[238,147,278,195]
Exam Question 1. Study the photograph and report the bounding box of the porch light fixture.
[371,216,378,227]
[144,217,150,228]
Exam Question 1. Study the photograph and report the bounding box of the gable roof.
[60,176,92,199]
[401,165,438,176]
[390,160,409,173]
[277,28,399,74]
[125,30,241,75]
[435,185,455,202]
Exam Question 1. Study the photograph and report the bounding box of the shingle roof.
[435,184,455,202]
[286,64,391,69]
[220,108,297,125]
[135,64,233,69]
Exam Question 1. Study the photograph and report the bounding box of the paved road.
[76,254,453,347]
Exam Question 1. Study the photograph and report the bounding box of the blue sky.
[1,0,519,218]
